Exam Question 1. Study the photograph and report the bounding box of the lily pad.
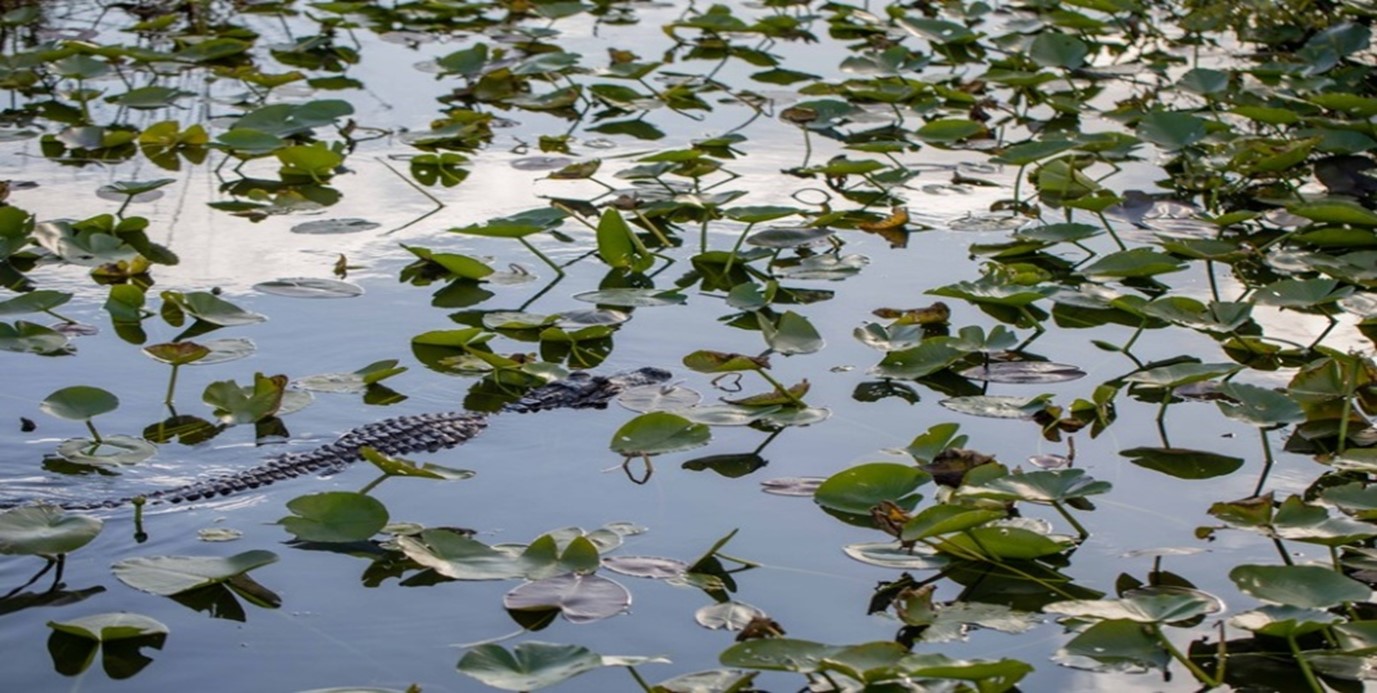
[0,506,102,556]
[610,412,710,456]
[616,384,702,413]
[694,601,765,631]
[55,435,157,466]
[960,362,1086,384]
[290,218,381,235]
[457,642,604,691]
[759,477,825,497]
[572,289,687,307]
[253,278,363,299]
[503,573,631,623]
[602,556,688,580]
[47,612,168,641]
[277,492,389,543]
[112,550,279,596]
[939,395,1050,419]
[41,386,118,421]
[1229,564,1371,608]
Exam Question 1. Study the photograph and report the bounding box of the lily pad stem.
[1287,633,1324,693]
[1338,354,1358,455]
[357,474,388,496]
[722,222,755,276]
[84,420,103,445]
[626,666,653,693]
[1253,428,1274,496]
[518,237,565,277]
[1155,391,1172,448]
[1151,623,1219,687]
[755,369,804,406]
[43,309,78,325]
[1093,212,1127,251]
[1051,501,1089,540]
[165,364,181,406]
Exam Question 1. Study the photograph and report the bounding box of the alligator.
[2,367,673,511]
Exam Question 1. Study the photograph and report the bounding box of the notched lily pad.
[503,573,632,623]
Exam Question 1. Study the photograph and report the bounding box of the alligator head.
[502,367,674,413]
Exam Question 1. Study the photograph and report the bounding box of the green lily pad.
[610,412,711,456]
[360,447,474,480]
[814,462,929,517]
[457,642,604,691]
[55,435,157,466]
[187,338,257,365]
[142,341,210,366]
[0,290,72,316]
[48,612,168,641]
[1229,564,1371,608]
[41,386,118,421]
[693,601,764,630]
[1044,591,1223,624]
[957,469,1112,504]
[112,550,279,596]
[1120,447,1245,479]
[277,492,389,543]
[745,226,834,248]
[0,506,102,556]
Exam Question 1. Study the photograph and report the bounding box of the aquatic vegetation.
[1,0,1376,691]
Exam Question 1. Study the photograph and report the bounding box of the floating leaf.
[610,412,710,456]
[290,219,381,235]
[759,477,824,497]
[1229,565,1370,608]
[1121,447,1244,479]
[939,395,1050,419]
[457,642,604,691]
[253,278,363,299]
[504,573,631,623]
[694,601,765,631]
[616,384,701,413]
[113,550,279,596]
[55,435,157,466]
[278,492,389,543]
[842,542,948,570]
[602,556,688,580]
[814,463,929,517]
[48,612,168,641]
[0,506,102,556]
[572,289,686,307]
[41,386,118,421]
[960,362,1086,384]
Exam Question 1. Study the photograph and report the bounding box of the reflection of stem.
[754,369,803,406]
[626,666,653,693]
[1338,354,1359,455]
[376,156,445,235]
[2,558,55,599]
[1288,634,1324,693]
[1253,428,1275,496]
[721,222,755,276]
[1094,211,1127,251]
[752,428,783,456]
[1272,538,1294,566]
[51,554,65,590]
[518,237,565,277]
[1155,391,1172,448]
[165,364,180,406]
[1051,501,1088,540]
[1152,623,1219,687]
[84,421,103,445]
[517,272,564,312]
[358,474,388,496]
[43,309,77,324]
